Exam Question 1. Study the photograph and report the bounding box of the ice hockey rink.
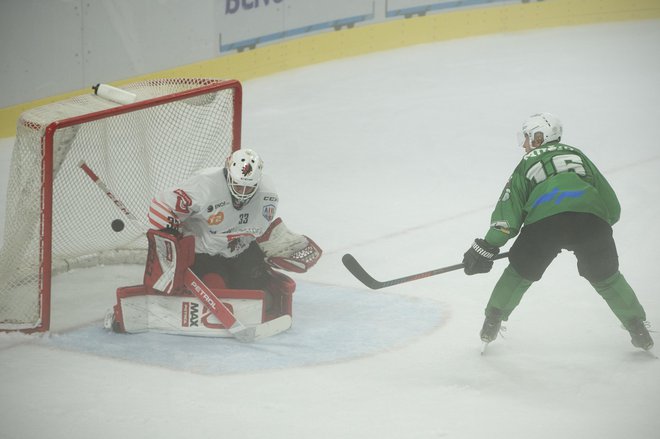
[1,18,659,439]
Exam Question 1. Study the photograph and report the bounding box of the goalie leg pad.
[265,270,296,319]
[109,284,267,336]
[144,229,195,294]
[269,270,296,296]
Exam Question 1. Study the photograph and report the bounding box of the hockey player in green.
[462,113,653,350]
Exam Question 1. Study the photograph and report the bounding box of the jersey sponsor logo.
[263,195,278,202]
[173,189,192,214]
[207,212,225,225]
[532,187,586,208]
[182,302,199,327]
[207,201,229,212]
[182,302,233,328]
[490,220,511,235]
[218,201,229,208]
[263,204,276,222]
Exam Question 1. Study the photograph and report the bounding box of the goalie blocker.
[106,219,321,337]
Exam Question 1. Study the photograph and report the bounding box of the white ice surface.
[1,19,659,439]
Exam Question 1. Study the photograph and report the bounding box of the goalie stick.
[342,252,510,290]
[78,161,292,342]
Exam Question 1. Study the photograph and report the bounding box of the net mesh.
[0,78,240,330]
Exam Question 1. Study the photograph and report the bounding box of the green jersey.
[484,141,621,247]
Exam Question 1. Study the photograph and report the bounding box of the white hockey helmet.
[521,113,562,148]
[225,148,264,204]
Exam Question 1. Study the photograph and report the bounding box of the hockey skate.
[480,316,502,343]
[480,309,504,343]
[626,318,654,351]
[479,311,504,354]
[103,307,122,333]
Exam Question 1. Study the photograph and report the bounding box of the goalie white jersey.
[148,167,278,257]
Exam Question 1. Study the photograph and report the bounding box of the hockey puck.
[111,219,125,232]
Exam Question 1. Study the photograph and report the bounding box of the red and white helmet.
[521,113,563,148]
[225,149,264,204]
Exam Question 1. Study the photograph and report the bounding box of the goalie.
[106,148,322,336]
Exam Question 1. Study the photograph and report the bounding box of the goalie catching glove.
[257,218,322,273]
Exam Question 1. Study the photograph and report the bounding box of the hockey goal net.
[0,78,242,332]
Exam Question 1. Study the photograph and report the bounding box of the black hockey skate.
[626,318,654,351]
[480,311,503,343]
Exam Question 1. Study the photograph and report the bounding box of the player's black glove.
[462,239,499,275]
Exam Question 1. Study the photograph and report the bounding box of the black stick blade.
[342,254,383,289]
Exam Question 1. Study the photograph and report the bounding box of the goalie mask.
[225,149,264,207]
[519,113,562,152]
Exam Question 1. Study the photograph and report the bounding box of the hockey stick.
[78,161,291,341]
[342,252,510,290]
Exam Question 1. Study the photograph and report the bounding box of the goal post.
[0,78,242,332]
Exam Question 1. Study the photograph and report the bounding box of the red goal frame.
[31,79,242,332]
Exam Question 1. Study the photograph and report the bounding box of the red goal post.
[0,78,242,332]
